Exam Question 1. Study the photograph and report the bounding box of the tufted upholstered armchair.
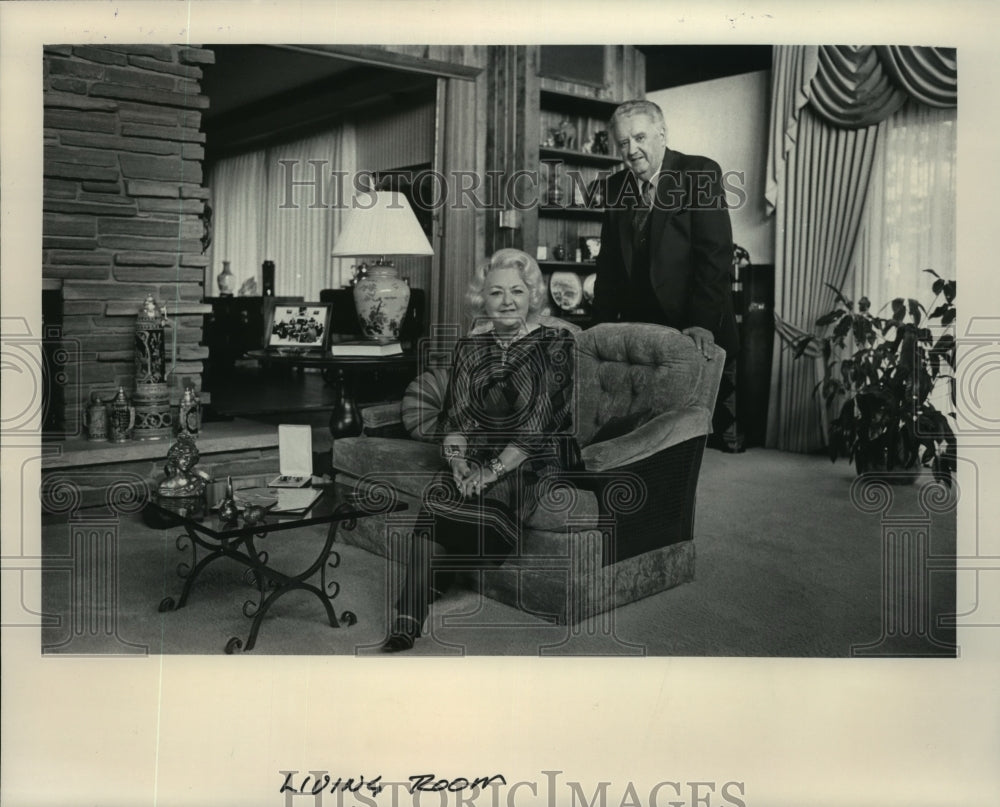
[331,322,725,624]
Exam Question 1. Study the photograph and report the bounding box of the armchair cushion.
[581,406,714,471]
[334,438,442,498]
[574,323,726,446]
[587,408,655,446]
[400,365,450,443]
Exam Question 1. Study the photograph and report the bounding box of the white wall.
[648,69,774,264]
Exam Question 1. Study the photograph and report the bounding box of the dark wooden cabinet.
[735,264,775,448]
[202,296,304,392]
[202,296,266,391]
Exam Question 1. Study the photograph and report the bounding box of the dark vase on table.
[329,370,363,438]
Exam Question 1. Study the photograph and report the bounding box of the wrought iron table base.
[158,505,358,653]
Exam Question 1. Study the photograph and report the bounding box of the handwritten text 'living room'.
[278,771,748,807]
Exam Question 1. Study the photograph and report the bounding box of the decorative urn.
[352,264,410,342]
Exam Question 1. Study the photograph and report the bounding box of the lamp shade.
[330,190,434,258]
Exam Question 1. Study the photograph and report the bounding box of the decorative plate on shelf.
[549,271,584,311]
[583,273,597,304]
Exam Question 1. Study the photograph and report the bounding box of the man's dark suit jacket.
[592,146,739,360]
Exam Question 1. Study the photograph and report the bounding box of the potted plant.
[793,270,957,485]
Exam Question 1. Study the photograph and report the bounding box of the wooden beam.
[270,44,482,81]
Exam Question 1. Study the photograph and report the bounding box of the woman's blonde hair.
[466,248,548,316]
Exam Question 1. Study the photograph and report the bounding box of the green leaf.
[841,359,855,387]
[931,333,956,369]
[891,298,906,322]
[815,311,836,327]
[923,268,941,279]
[792,335,814,359]
[943,280,956,303]
[928,304,949,320]
[824,282,853,309]
[908,298,924,326]
[833,314,852,340]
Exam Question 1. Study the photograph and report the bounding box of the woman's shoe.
[379,615,421,653]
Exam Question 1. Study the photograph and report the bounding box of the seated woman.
[382,248,582,652]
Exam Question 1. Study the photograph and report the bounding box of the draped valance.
[809,46,957,128]
[766,45,956,214]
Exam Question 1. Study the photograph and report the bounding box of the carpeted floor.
[40,448,957,657]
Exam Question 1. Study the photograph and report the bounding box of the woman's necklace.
[493,329,518,365]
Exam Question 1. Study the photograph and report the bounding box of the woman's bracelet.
[488,456,506,479]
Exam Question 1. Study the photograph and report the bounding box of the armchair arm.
[581,406,713,472]
[359,402,405,437]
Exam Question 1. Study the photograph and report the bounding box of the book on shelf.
[329,340,403,357]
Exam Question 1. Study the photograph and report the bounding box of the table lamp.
[331,190,434,342]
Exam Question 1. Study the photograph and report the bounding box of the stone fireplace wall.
[43,44,214,435]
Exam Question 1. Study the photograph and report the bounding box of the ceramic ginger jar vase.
[352,264,409,342]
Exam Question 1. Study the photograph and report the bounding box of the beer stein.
[107,386,136,443]
[177,387,201,438]
[84,394,108,441]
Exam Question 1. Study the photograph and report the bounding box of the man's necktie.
[632,179,653,243]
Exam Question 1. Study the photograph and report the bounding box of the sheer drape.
[206,151,266,294]
[848,102,957,418]
[206,123,356,298]
[849,101,957,307]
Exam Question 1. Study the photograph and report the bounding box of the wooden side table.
[246,350,419,438]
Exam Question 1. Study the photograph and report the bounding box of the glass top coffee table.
[148,475,406,653]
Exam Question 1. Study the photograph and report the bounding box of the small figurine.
[217,476,239,523]
[592,130,610,155]
[243,504,267,526]
[157,434,212,498]
[558,119,576,151]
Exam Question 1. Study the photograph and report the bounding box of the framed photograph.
[264,302,331,350]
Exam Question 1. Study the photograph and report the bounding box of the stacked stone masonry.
[43,45,214,435]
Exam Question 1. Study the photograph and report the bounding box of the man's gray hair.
[609,99,666,132]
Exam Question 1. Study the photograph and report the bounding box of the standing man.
[592,99,739,362]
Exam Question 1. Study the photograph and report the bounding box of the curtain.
[764,45,817,216]
[809,46,908,128]
[206,123,357,299]
[876,46,958,108]
[765,104,881,452]
[847,101,957,415]
[206,151,266,295]
[764,45,958,452]
[262,126,357,298]
[849,101,957,309]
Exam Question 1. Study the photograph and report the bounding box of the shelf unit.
[534,88,622,324]
[538,260,599,272]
